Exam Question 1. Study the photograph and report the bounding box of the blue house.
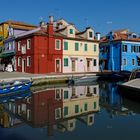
[100,29,140,72]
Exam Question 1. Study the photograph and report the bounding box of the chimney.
[49,16,54,23]
[47,16,54,36]
[39,21,46,27]
[96,32,101,40]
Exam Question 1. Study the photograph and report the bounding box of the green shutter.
[64,42,68,50]
[75,105,79,113]
[70,29,73,34]
[75,43,79,51]
[94,45,97,52]
[64,58,68,67]
[84,103,88,111]
[64,106,68,116]
[93,102,96,109]
[84,44,88,51]
[64,91,69,99]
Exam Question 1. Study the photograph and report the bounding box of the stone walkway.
[0,71,99,81]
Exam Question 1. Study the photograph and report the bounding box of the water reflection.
[0,84,100,136]
[0,82,140,139]
[99,81,140,117]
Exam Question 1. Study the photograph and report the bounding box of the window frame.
[18,41,21,51]
[27,56,31,67]
[18,57,21,66]
[27,39,31,49]
[55,39,61,50]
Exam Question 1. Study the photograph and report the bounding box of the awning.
[0,52,15,58]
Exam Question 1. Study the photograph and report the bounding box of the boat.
[68,75,99,85]
[0,78,32,95]
[0,90,32,104]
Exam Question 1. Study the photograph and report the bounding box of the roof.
[0,20,37,31]
[101,29,140,43]
[0,20,37,27]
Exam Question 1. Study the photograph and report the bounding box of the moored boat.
[0,78,32,95]
[68,75,99,85]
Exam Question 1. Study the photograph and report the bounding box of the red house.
[15,16,63,74]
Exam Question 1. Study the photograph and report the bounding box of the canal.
[0,81,140,140]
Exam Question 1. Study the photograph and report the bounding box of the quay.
[118,78,140,100]
[0,71,104,86]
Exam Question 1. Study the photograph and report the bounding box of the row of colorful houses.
[0,16,140,73]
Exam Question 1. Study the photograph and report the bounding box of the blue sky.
[1,0,140,35]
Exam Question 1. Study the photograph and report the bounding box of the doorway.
[72,60,76,72]
[22,59,26,72]
[55,59,61,73]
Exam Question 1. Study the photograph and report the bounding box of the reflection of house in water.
[0,104,24,128]
[58,85,100,132]
[100,82,129,117]
[3,84,100,136]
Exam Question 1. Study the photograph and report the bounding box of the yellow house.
[55,19,100,73]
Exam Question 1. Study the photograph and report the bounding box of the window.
[131,45,134,52]
[27,39,31,49]
[93,59,97,66]
[55,108,61,119]
[64,91,69,99]
[132,59,135,65]
[21,45,26,54]
[84,103,88,111]
[70,123,74,128]
[18,41,21,51]
[93,87,97,94]
[93,102,97,109]
[89,116,93,123]
[122,45,127,52]
[8,43,11,50]
[75,105,79,113]
[64,106,68,116]
[75,43,79,51]
[69,29,74,34]
[64,41,68,50]
[89,31,93,38]
[55,39,61,50]
[139,46,140,53]
[18,57,21,66]
[55,89,61,100]
[123,59,126,65]
[27,56,31,67]
[84,44,88,51]
[64,58,68,67]
[93,45,97,52]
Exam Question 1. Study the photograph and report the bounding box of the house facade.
[15,16,63,74]
[55,19,100,73]
[0,20,37,71]
[100,29,140,71]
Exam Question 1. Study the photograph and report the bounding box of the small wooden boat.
[68,75,99,85]
[0,78,32,95]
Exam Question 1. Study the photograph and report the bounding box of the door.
[72,60,76,72]
[87,60,90,71]
[55,59,61,73]
[22,59,26,72]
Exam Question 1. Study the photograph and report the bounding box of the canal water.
[0,81,140,140]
